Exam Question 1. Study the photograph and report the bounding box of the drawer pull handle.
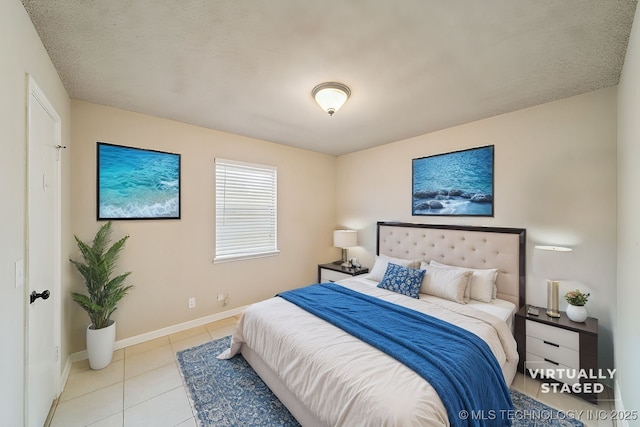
[544,358,559,366]
[543,340,559,347]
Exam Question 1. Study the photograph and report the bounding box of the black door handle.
[30,290,50,304]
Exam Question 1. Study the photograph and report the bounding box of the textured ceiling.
[22,0,637,156]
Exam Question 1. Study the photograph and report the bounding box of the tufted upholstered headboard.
[377,222,526,308]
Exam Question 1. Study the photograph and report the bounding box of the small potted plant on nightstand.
[70,221,134,370]
[564,289,590,323]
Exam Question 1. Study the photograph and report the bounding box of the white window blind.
[215,158,278,262]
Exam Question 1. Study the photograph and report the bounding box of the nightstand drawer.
[525,352,580,386]
[320,268,350,282]
[526,320,579,350]
[526,336,579,368]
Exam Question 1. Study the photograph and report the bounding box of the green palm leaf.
[69,222,134,329]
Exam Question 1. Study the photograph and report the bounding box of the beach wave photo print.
[412,145,494,217]
[97,142,181,220]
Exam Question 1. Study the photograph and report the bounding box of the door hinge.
[55,346,59,362]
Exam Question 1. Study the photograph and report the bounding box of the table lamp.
[333,230,357,268]
[534,245,573,318]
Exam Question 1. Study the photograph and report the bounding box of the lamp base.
[340,248,351,268]
[546,279,561,318]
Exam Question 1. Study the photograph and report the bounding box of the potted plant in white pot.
[564,288,590,323]
[70,221,133,370]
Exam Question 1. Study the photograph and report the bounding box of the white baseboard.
[68,305,247,363]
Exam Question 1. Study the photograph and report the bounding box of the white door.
[26,76,62,427]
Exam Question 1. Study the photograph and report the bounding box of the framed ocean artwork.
[97,142,181,220]
[412,145,494,217]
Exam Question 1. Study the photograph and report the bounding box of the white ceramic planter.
[566,304,588,323]
[86,320,116,370]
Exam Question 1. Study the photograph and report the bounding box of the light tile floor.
[48,316,616,427]
[47,317,238,427]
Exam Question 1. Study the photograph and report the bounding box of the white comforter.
[218,278,518,426]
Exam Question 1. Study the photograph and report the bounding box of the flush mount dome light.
[312,82,351,116]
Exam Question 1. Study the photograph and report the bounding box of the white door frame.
[25,74,63,425]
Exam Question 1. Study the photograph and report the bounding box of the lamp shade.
[312,82,350,116]
[534,245,572,252]
[333,230,357,248]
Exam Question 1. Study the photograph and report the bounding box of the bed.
[219,222,526,426]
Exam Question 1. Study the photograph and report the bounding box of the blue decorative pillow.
[377,263,426,299]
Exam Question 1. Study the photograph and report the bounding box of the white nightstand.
[515,305,599,403]
[318,263,369,283]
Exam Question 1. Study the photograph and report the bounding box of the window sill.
[213,250,280,264]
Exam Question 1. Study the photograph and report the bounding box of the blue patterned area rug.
[177,336,300,427]
[177,336,583,427]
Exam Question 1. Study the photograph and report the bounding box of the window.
[214,158,278,262]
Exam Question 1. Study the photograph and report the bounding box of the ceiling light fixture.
[312,82,351,116]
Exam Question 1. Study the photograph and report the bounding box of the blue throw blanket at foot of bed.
[278,282,514,427]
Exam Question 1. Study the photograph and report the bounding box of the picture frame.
[412,145,494,217]
[97,142,181,220]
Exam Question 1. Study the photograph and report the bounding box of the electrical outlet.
[188,297,196,309]
[217,294,224,302]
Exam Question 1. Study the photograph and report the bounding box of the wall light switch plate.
[15,259,24,288]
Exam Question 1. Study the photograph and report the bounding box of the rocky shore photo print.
[412,145,494,216]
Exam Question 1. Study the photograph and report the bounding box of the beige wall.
[69,101,337,351]
[0,0,72,424]
[336,88,618,373]
[4,0,635,418]
[616,2,640,417]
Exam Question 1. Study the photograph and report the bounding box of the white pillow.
[366,254,421,282]
[429,260,498,303]
[419,262,471,304]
